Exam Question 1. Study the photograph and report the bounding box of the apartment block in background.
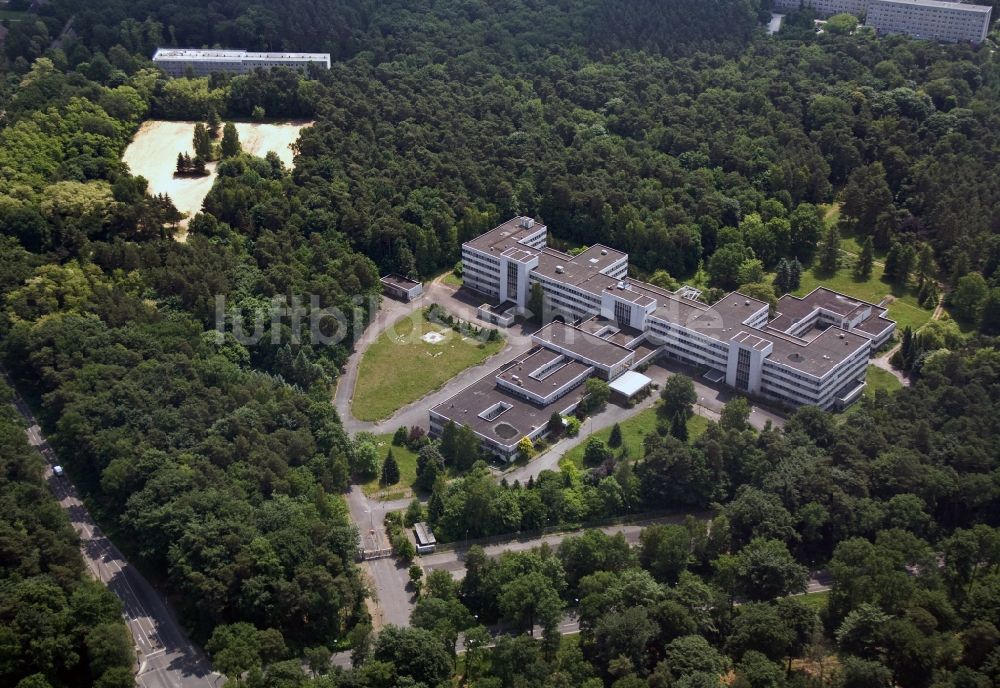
[152,48,331,77]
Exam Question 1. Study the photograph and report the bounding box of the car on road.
[53,465,64,476]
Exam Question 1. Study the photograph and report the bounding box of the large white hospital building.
[431,217,895,460]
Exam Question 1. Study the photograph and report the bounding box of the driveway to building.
[333,278,536,436]
[3,370,221,688]
[501,358,786,485]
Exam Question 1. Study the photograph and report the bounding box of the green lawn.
[863,365,902,400]
[361,433,420,496]
[796,590,830,612]
[561,405,710,469]
[442,272,463,289]
[352,311,505,421]
[792,260,933,332]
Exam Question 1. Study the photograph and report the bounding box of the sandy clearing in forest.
[121,120,312,240]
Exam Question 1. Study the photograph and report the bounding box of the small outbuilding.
[413,522,437,554]
[608,370,653,400]
[381,274,423,302]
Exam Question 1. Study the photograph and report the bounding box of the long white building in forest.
[152,48,331,77]
[773,0,992,43]
[432,217,895,460]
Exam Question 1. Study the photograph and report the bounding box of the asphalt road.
[4,373,222,688]
[346,486,418,628]
[419,512,709,580]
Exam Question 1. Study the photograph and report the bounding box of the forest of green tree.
[1,0,999,686]
[0,380,135,688]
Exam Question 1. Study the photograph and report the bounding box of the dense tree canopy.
[2,0,1000,684]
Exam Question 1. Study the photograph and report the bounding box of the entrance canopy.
[609,371,652,398]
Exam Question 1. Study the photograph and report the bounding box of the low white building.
[152,48,331,77]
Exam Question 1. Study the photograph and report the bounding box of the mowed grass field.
[798,202,934,331]
[352,311,506,421]
[561,405,710,469]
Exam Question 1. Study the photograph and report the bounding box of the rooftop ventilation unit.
[618,281,627,290]
[555,265,564,274]
[520,217,535,229]
[601,249,608,255]
[745,300,751,306]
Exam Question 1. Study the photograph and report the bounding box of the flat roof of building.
[431,351,587,449]
[576,316,645,347]
[463,216,546,254]
[533,321,636,369]
[496,348,593,399]
[380,273,421,289]
[414,522,436,546]
[762,327,871,378]
[644,289,869,377]
[152,48,331,61]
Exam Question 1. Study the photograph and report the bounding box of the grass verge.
[361,434,420,496]
[863,365,903,400]
[561,406,710,469]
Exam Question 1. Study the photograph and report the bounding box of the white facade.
[152,48,332,77]
[772,0,868,16]
[460,218,895,412]
[867,0,992,43]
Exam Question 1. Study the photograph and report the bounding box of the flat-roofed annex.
[532,321,636,369]
[430,349,588,451]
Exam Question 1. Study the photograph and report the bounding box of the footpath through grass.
[352,310,505,422]
[562,405,710,469]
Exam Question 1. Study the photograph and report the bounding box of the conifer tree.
[193,122,212,159]
[818,225,840,274]
[221,122,241,158]
[439,421,458,464]
[916,243,936,285]
[381,449,400,486]
[774,258,791,294]
[855,236,874,280]
[789,259,803,291]
[670,412,688,442]
[899,326,914,370]
[207,107,221,138]
[608,422,623,448]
